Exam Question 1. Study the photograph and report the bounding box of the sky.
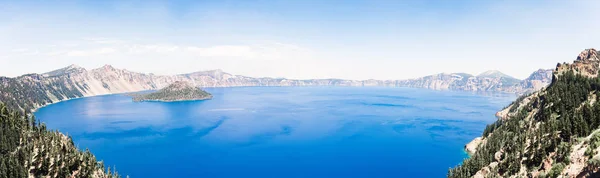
[1,0,599,80]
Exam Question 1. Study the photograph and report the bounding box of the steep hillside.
[449,49,600,178]
[0,74,86,112]
[0,102,121,178]
[132,81,212,102]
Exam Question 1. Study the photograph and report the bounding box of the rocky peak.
[525,69,553,81]
[66,64,83,70]
[477,70,514,79]
[555,48,600,79]
[210,69,223,73]
[479,70,502,75]
[577,48,599,61]
[91,64,123,74]
[184,69,231,80]
[195,69,224,75]
[42,64,87,77]
[102,64,115,70]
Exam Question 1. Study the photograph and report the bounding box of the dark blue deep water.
[35,87,514,178]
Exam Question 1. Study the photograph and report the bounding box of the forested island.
[131,81,212,102]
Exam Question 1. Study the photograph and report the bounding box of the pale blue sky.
[1,0,599,80]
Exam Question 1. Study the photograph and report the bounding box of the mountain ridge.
[42,64,551,91]
[0,64,553,113]
[43,65,529,82]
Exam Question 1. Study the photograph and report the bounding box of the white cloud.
[2,39,318,78]
[126,44,181,54]
[11,48,29,53]
[186,45,256,58]
[65,47,117,57]
[81,37,127,44]
[38,39,313,62]
[9,48,39,56]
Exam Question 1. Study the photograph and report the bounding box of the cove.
[35,87,514,178]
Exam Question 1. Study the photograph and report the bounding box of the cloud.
[186,45,256,58]
[122,43,312,60]
[65,47,117,57]
[11,48,29,53]
[36,38,313,61]
[9,48,39,55]
[81,37,127,44]
[126,44,181,54]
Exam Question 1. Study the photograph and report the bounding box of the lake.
[35,87,514,178]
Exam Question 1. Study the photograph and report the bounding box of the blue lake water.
[35,87,514,178]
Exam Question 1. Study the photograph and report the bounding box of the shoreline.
[133,96,213,103]
[31,92,140,113]
[31,85,515,113]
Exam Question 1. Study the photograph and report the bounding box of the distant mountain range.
[398,69,552,94]
[44,64,552,93]
[0,64,552,112]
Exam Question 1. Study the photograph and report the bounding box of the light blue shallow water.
[35,87,514,178]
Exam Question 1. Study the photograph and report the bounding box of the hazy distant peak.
[102,64,115,69]
[66,64,82,69]
[201,69,225,74]
[477,70,514,79]
[451,73,474,78]
[524,69,553,81]
[182,69,232,80]
[43,64,86,77]
[478,70,501,76]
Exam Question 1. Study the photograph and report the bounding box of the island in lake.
[132,81,213,102]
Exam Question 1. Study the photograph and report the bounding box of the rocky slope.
[132,81,212,102]
[450,48,600,178]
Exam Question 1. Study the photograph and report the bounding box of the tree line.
[449,69,600,177]
[0,102,121,177]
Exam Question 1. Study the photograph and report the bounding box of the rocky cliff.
[450,48,600,178]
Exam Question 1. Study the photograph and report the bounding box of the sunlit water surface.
[35,87,514,178]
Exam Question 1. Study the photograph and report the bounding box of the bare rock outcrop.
[577,48,599,61]
[466,137,483,155]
